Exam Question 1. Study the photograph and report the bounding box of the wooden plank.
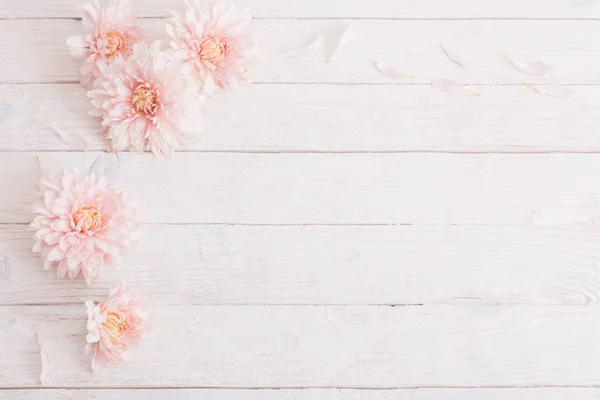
[2,305,600,387]
[0,0,596,19]
[5,388,600,399]
[2,223,600,306]
[2,19,600,84]
[3,83,600,152]
[3,152,600,225]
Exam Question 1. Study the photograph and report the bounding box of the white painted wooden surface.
[1,0,599,398]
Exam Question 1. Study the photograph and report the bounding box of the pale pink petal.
[438,43,465,68]
[373,61,415,82]
[503,52,552,76]
[327,23,352,63]
[432,79,481,97]
[36,332,50,386]
[288,32,327,57]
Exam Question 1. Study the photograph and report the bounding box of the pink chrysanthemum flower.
[88,41,203,157]
[86,278,151,372]
[166,0,257,93]
[66,0,144,89]
[31,168,139,285]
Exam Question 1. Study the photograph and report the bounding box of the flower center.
[103,312,131,342]
[73,205,102,233]
[199,37,228,65]
[104,31,126,59]
[132,83,158,116]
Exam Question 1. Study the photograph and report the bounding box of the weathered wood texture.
[3,152,600,225]
[1,19,600,84]
[2,83,598,152]
[0,0,598,19]
[2,223,600,306]
[3,305,600,387]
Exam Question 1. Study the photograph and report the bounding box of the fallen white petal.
[524,83,575,100]
[373,62,415,82]
[90,152,120,187]
[288,32,327,57]
[503,52,552,76]
[432,79,481,97]
[36,332,50,386]
[438,43,465,68]
[44,119,87,150]
[327,24,352,63]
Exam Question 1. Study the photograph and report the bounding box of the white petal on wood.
[524,84,576,101]
[327,23,353,63]
[432,79,480,96]
[2,224,600,306]
[438,43,465,67]
[3,305,600,387]
[373,61,415,81]
[43,119,87,150]
[89,153,120,187]
[503,52,553,76]
[287,32,327,57]
[35,332,50,386]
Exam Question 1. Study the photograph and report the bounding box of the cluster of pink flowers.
[67,0,256,156]
[32,163,147,372]
[31,0,256,376]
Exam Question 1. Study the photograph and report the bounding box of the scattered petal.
[44,119,87,150]
[327,24,352,63]
[502,52,552,76]
[0,256,9,279]
[432,79,480,97]
[288,32,327,57]
[524,83,575,100]
[373,61,415,82]
[438,43,465,68]
[36,332,50,386]
[0,102,13,119]
[90,153,120,187]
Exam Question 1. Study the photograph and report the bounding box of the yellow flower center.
[199,37,228,65]
[73,205,102,232]
[105,31,126,59]
[103,312,131,343]
[132,83,158,116]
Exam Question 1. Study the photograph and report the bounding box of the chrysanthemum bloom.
[166,0,257,93]
[66,0,144,89]
[88,41,203,157]
[31,168,139,285]
[86,278,151,372]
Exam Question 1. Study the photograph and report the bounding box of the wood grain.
[2,305,600,387]
[3,152,600,225]
[2,224,600,306]
[2,19,600,84]
[2,83,598,152]
[6,388,600,399]
[0,0,597,19]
